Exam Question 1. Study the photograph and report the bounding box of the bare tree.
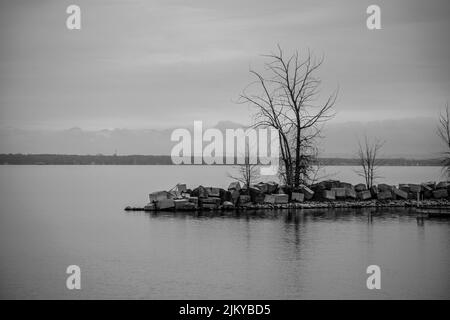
[240,46,337,188]
[437,103,450,176]
[227,142,260,194]
[356,136,384,189]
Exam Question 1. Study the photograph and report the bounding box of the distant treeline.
[0,154,442,166]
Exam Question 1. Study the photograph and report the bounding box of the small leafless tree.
[356,136,384,189]
[437,103,450,176]
[240,45,337,188]
[227,142,260,194]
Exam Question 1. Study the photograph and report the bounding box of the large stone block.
[355,184,367,192]
[156,199,175,210]
[392,187,408,200]
[357,190,372,200]
[323,190,336,201]
[409,184,422,194]
[377,191,393,200]
[346,188,357,199]
[299,185,315,200]
[175,199,196,210]
[339,182,353,189]
[149,191,174,202]
[192,186,208,198]
[331,187,346,199]
[264,194,276,204]
[433,189,448,199]
[378,184,393,192]
[370,185,379,197]
[436,181,449,189]
[291,192,305,202]
[228,181,241,191]
[239,195,252,205]
[274,194,289,204]
[206,187,221,197]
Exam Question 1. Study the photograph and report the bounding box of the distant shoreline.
[0,154,443,166]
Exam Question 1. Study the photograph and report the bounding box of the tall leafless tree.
[240,46,337,188]
[437,102,450,176]
[356,136,384,189]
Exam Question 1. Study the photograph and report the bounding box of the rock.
[291,192,305,202]
[144,203,156,211]
[192,186,208,198]
[200,197,221,209]
[378,184,393,192]
[231,190,240,205]
[222,201,235,210]
[249,187,265,204]
[433,189,448,199]
[331,187,346,199]
[323,190,336,201]
[149,190,174,202]
[206,187,221,197]
[156,199,175,210]
[436,181,449,189]
[357,190,372,200]
[408,184,422,194]
[355,184,367,192]
[399,184,410,193]
[392,187,408,200]
[339,182,353,189]
[299,185,315,200]
[174,199,189,209]
[377,191,393,200]
[345,188,357,199]
[311,183,326,201]
[423,181,436,190]
[323,180,340,190]
[239,195,252,205]
[219,189,232,202]
[264,194,276,204]
[274,194,289,204]
[188,197,199,205]
[370,186,379,197]
[175,184,187,193]
[228,181,241,191]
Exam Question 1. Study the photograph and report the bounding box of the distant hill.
[0,154,442,166]
[0,117,445,158]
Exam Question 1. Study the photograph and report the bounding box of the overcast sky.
[0,0,449,130]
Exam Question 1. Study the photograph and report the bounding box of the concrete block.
[156,199,175,210]
[433,189,448,199]
[274,194,289,204]
[436,181,449,189]
[264,194,276,204]
[149,191,173,202]
[291,192,305,202]
[378,184,392,192]
[377,191,393,200]
[228,181,241,191]
[323,190,336,201]
[409,184,422,193]
[346,188,357,199]
[331,187,346,198]
[206,187,221,197]
[239,195,252,205]
[355,184,367,192]
[357,190,372,200]
[392,187,408,200]
[299,185,315,200]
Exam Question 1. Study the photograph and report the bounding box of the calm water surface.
[0,165,449,299]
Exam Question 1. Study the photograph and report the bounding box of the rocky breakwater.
[124,180,450,212]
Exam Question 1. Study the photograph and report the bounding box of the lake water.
[0,165,449,299]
